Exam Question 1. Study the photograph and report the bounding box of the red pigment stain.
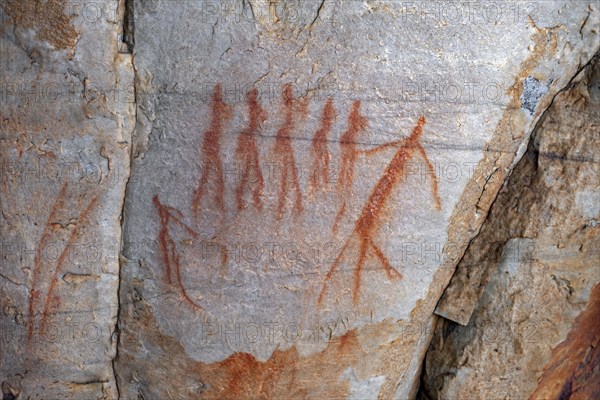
[529,283,600,400]
[39,194,100,335]
[191,84,233,216]
[28,183,68,338]
[235,88,267,211]
[205,329,361,398]
[153,195,203,311]
[220,245,228,275]
[333,100,368,232]
[319,116,441,305]
[309,97,336,193]
[273,83,303,220]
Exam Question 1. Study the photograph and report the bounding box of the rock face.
[114,1,599,399]
[0,1,134,398]
[530,283,600,399]
[0,1,599,399]
[421,56,600,399]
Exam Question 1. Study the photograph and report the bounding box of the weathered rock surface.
[0,1,134,398]
[530,283,600,399]
[420,55,600,400]
[115,1,599,399]
[1,1,599,399]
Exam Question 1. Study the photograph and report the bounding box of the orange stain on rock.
[273,84,303,220]
[120,304,385,399]
[529,283,600,400]
[320,116,441,305]
[191,84,233,216]
[235,88,267,211]
[193,330,362,398]
[153,195,203,311]
[310,97,336,193]
[333,100,368,232]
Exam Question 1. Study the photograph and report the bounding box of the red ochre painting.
[272,83,305,220]
[27,183,99,339]
[309,97,336,194]
[191,83,233,216]
[152,83,442,310]
[236,88,267,211]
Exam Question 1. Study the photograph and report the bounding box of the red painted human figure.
[333,100,368,232]
[319,116,441,305]
[192,84,233,216]
[154,195,203,310]
[310,97,336,193]
[273,83,304,220]
[235,88,267,211]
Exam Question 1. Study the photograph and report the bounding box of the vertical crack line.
[120,0,135,54]
[112,1,138,397]
[111,267,122,400]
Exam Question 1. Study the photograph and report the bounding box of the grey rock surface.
[115,1,599,399]
[0,1,134,398]
[0,1,598,399]
[421,56,600,400]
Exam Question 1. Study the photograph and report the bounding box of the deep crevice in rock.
[418,52,600,400]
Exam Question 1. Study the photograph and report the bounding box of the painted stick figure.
[154,195,204,310]
[332,100,368,232]
[310,97,336,193]
[273,83,304,220]
[192,84,233,216]
[235,88,267,211]
[319,116,441,305]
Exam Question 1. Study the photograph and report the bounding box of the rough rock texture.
[114,1,599,399]
[530,283,600,399]
[1,1,599,399]
[420,55,600,400]
[0,1,134,398]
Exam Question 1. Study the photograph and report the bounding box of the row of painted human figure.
[191,83,379,227]
[155,83,442,308]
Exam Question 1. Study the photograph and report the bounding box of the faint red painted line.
[153,195,204,311]
[27,182,68,339]
[39,195,99,334]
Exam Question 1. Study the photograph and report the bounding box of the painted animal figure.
[319,116,441,305]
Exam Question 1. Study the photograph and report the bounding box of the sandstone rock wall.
[421,54,600,400]
[0,1,598,399]
[0,1,134,398]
